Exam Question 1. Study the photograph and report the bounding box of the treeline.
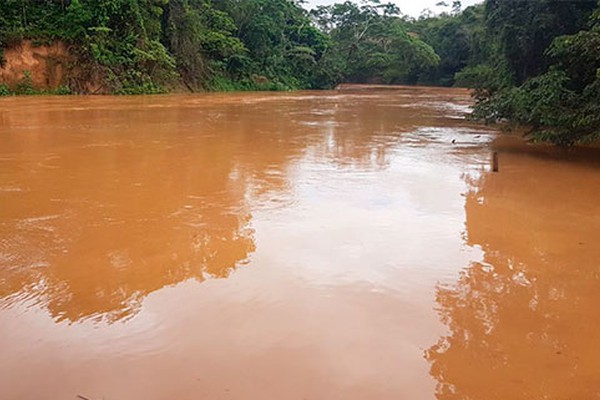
[0,0,502,93]
[1,0,599,143]
[414,0,600,144]
[468,1,600,145]
[0,0,441,93]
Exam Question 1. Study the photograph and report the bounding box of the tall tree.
[484,0,596,84]
[312,0,440,86]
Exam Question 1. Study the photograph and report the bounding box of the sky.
[304,0,483,18]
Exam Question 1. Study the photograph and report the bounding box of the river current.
[1,87,599,399]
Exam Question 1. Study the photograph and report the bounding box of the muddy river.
[1,87,600,399]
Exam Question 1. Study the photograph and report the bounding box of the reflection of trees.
[0,91,441,323]
[0,132,258,323]
[308,88,474,170]
[426,149,600,399]
[0,97,328,323]
[319,103,398,170]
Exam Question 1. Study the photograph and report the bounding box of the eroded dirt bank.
[0,40,105,93]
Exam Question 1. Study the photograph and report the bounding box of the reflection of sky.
[253,152,485,295]
[250,122,491,294]
[245,91,493,296]
[304,0,483,18]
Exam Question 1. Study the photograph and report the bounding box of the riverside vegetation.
[1,0,599,144]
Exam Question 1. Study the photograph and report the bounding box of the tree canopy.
[466,0,600,144]
[0,0,440,92]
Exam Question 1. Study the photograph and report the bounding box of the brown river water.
[1,87,600,400]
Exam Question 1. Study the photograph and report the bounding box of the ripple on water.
[1,88,600,400]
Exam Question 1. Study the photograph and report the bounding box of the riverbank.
[0,40,107,95]
[0,40,292,96]
[0,43,455,96]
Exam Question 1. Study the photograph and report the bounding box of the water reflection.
[1,91,443,323]
[6,89,598,399]
[0,137,258,323]
[427,143,600,399]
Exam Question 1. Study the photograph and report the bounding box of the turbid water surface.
[1,87,600,399]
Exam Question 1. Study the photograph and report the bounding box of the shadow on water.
[426,140,600,399]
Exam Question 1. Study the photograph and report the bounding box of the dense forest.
[1,0,599,144]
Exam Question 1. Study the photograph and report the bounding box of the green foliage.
[53,85,73,95]
[410,4,487,86]
[471,0,600,145]
[165,0,247,90]
[0,0,178,92]
[454,65,494,89]
[215,0,330,89]
[312,1,440,85]
[2,70,74,96]
[15,70,36,95]
[409,0,600,144]
[1,0,598,146]
[208,75,290,91]
[0,83,10,96]
[484,0,596,85]
[0,0,472,92]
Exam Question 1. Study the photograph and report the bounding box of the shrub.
[15,70,36,95]
[0,83,11,96]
